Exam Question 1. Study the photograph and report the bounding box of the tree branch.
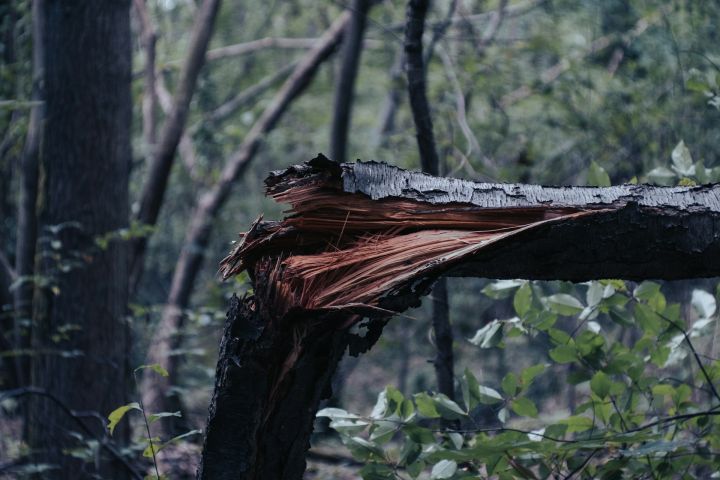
[330,0,373,163]
[130,0,222,293]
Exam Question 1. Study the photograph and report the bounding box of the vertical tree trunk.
[13,0,44,388]
[28,1,132,478]
[330,0,372,163]
[404,0,456,401]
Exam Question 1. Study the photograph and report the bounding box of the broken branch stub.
[222,154,720,316]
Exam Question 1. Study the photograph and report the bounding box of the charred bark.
[197,296,372,480]
[200,157,720,479]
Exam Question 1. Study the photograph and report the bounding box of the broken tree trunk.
[198,156,720,479]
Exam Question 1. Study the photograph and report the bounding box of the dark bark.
[13,0,44,387]
[200,157,720,479]
[404,0,440,175]
[141,12,351,428]
[405,0,456,401]
[330,0,372,163]
[197,296,361,480]
[331,159,720,280]
[28,1,132,478]
[129,0,221,293]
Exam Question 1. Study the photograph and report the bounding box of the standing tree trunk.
[405,0,456,401]
[13,0,44,389]
[27,1,132,478]
[330,0,372,163]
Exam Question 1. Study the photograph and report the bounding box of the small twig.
[133,371,161,479]
[658,311,720,404]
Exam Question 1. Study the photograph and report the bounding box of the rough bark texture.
[28,1,132,478]
[141,12,350,429]
[130,0,221,293]
[200,156,720,479]
[197,296,377,480]
[330,0,371,163]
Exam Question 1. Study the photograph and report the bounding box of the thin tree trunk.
[133,0,159,148]
[28,1,132,478]
[330,0,372,163]
[373,46,405,147]
[405,0,456,401]
[12,0,44,389]
[129,0,222,293]
[140,11,351,429]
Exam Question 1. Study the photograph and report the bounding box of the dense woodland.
[1,0,720,479]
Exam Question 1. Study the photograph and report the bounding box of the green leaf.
[107,402,140,435]
[143,429,201,458]
[468,319,503,348]
[646,166,676,185]
[521,364,546,386]
[359,462,395,480]
[147,411,182,424]
[671,140,695,176]
[590,371,612,398]
[634,303,663,334]
[691,289,716,318]
[482,280,523,299]
[634,281,661,301]
[433,394,467,419]
[560,415,594,433]
[430,460,457,479]
[511,397,538,417]
[135,364,169,377]
[587,161,611,187]
[546,294,584,316]
[501,373,518,397]
[549,345,576,364]
[476,384,503,405]
[513,283,533,317]
[414,393,441,418]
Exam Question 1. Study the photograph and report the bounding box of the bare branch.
[130,0,222,292]
[141,11,351,427]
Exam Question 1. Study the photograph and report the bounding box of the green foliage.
[322,280,720,479]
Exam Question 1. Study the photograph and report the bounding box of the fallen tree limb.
[199,156,720,479]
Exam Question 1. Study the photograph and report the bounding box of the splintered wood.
[221,160,597,314]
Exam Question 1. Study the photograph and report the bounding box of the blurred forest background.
[1,0,720,478]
